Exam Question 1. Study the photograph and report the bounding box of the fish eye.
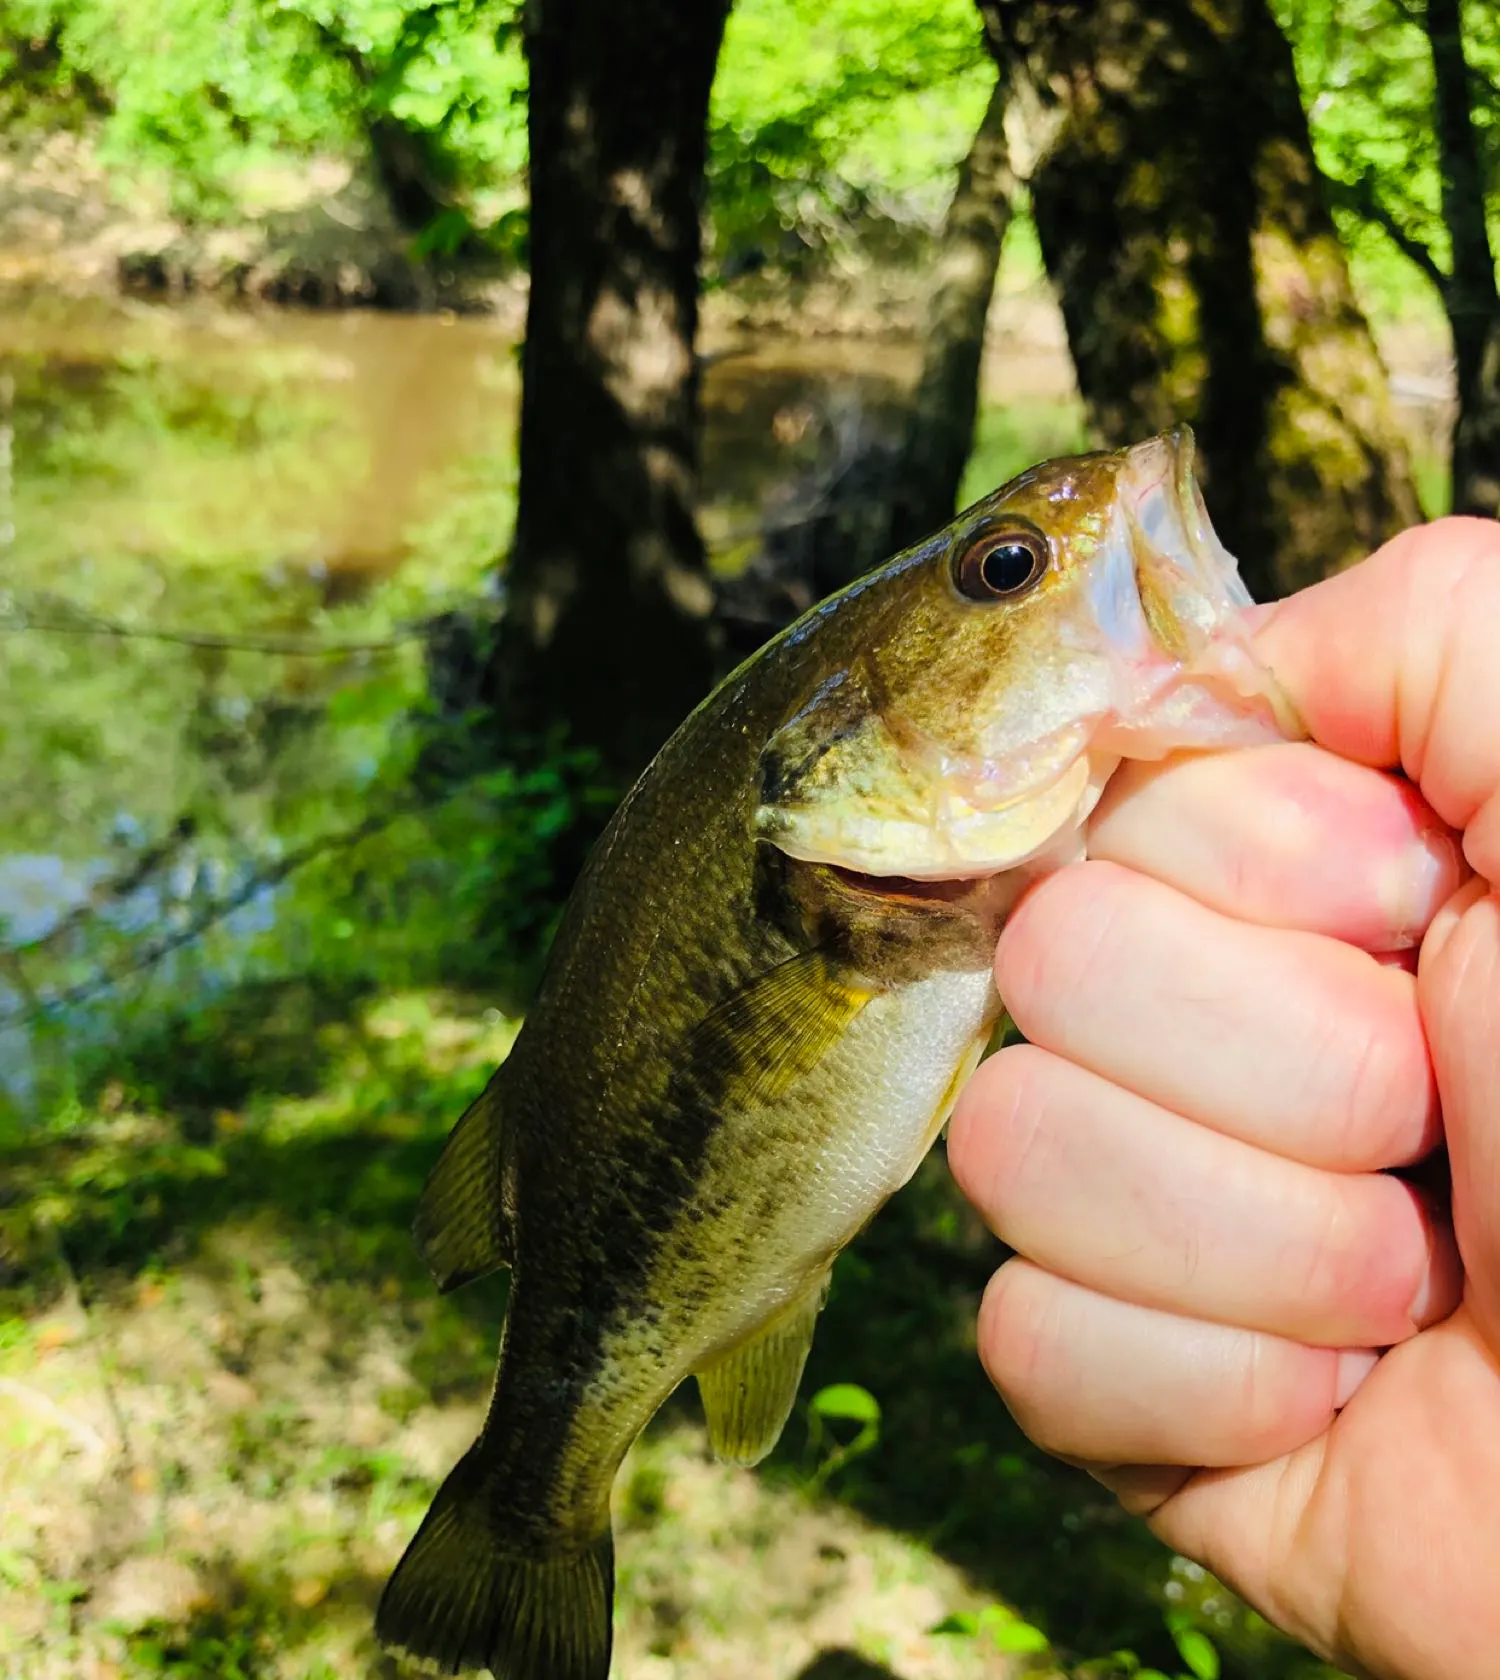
[952,525,1050,602]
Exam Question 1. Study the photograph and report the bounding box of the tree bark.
[1426,0,1500,517]
[488,0,728,792]
[883,65,1017,552]
[977,0,1420,600]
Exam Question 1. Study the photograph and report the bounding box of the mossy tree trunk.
[488,0,728,792]
[1427,0,1500,517]
[976,0,1420,600]
[882,65,1017,553]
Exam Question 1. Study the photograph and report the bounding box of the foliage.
[708,0,993,270]
[1276,0,1500,317]
[0,0,527,236]
[0,0,1001,269]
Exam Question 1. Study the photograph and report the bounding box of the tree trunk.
[489,0,728,792]
[977,0,1420,600]
[1427,0,1500,517]
[883,65,1017,552]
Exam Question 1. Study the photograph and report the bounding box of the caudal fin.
[375,1448,615,1680]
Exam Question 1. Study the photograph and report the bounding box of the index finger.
[1251,517,1500,882]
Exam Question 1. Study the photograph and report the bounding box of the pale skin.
[946,517,1500,1680]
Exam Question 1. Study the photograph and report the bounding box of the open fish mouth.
[821,862,1001,903]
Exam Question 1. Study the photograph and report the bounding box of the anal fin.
[696,1273,829,1467]
[414,1077,514,1294]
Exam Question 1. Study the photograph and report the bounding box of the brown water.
[0,291,1086,588]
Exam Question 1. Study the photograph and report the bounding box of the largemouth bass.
[376,428,1300,1680]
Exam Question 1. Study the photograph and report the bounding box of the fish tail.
[375,1445,615,1680]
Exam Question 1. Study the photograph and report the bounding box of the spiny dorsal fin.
[376,1444,614,1680]
[683,949,874,1112]
[414,1078,514,1294]
[696,1272,830,1466]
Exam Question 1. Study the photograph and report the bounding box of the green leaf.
[808,1383,880,1424]
[990,1619,1051,1654]
[1171,1628,1220,1680]
[929,1612,980,1638]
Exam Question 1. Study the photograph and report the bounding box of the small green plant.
[931,1602,1051,1658]
[1165,1611,1221,1680]
[124,1626,260,1680]
[803,1381,881,1491]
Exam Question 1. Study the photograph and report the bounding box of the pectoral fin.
[682,948,875,1111]
[413,1078,515,1294]
[696,1273,830,1466]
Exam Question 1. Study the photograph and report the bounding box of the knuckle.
[1237,1335,1340,1464]
[1284,1189,1367,1326]
[1325,990,1430,1169]
[1235,1335,1303,1460]
[1277,1176,1424,1345]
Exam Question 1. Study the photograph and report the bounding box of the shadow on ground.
[0,974,1334,1680]
[794,1648,907,1680]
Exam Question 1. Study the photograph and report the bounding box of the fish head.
[754,426,1304,880]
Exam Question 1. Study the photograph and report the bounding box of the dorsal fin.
[414,1078,514,1293]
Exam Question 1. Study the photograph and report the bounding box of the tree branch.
[0,589,438,657]
[4,819,199,960]
[1329,170,1450,298]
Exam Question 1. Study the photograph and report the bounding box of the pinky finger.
[978,1261,1380,1470]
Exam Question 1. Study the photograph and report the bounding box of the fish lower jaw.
[758,752,1104,883]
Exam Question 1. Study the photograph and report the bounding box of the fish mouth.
[1102,426,1305,744]
[821,863,996,903]
[1120,425,1252,647]
[756,426,1303,889]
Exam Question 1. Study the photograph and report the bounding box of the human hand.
[946,517,1500,1678]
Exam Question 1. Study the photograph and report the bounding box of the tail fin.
[376,1447,615,1680]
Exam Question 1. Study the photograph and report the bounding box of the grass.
[0,976,1343,1680]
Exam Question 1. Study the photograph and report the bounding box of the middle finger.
[994,860,1439,1170]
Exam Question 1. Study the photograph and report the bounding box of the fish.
[375,426,1302,1680]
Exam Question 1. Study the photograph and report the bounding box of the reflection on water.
[0,291,1085,1120]
[0,295,522,575]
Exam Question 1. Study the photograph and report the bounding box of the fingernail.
[1334,1348,1380,1409]
[1383,831,1465,949]
[1420,874,1491,975]
[1407,1203,1460,1329]
[1407,1263,1435,1326]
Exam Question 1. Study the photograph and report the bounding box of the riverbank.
[0,127,518,314]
